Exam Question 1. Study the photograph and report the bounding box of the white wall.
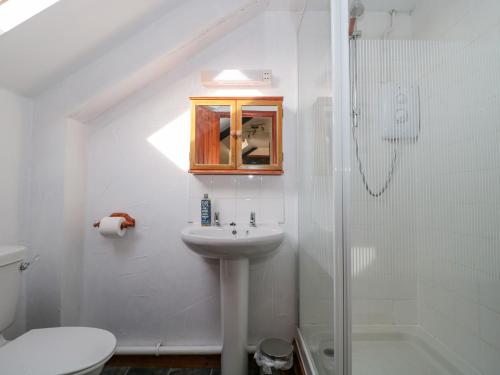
[61,119,88,325]
[297,9,336,339]
[357,11,413,39]
[350,38,420,326]
[80,11,298,346]
[0,88,32,245]
[25,0,280,330]
[351,0,500,373]
[411,1,500,374]
[27,10,298,346]
[349,8,419,328]
[0,87,32,338]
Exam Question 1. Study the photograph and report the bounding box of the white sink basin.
[181,225,284,259]
[181,223,285,375]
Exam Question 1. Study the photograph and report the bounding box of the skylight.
[0,0,60,34]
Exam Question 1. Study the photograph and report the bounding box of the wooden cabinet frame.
[189,99,237,171]
[189,97,284,175]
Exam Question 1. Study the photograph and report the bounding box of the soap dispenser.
[201,193,212,226]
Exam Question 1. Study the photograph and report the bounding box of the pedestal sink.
[181,224,285,375]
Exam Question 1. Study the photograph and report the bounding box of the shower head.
[349,1,365,37]
[350,1,365,18]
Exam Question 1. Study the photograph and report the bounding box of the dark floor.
[103,367,260,375]
[103,369,216,375]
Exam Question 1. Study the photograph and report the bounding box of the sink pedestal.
[220,258,249,375]
[181,225,285,375]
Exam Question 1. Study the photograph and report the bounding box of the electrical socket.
[262,70,272,82]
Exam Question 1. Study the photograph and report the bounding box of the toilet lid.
[0,327,116,375]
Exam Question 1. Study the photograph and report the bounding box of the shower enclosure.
[298,0,500,374]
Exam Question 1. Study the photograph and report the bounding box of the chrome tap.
[250,211,256,227]
[214,212,221,227]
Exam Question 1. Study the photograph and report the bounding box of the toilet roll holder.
[93,213,136,230]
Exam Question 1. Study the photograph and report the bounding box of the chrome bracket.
[19,255,40,272]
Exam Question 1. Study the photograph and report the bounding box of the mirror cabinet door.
[192,103,234,168]
[238,105,281,169]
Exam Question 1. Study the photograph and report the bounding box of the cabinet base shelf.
[189,169,283,175]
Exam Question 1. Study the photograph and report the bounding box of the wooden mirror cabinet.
[189,97,283,175]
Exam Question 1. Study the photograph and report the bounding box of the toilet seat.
[0,327,116,375]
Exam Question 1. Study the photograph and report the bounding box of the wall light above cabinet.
[201,70,272,87]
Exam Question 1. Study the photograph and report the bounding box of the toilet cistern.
[0,246,117,375]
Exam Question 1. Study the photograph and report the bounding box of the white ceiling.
[267,0,329,11]
[0,0,328,97]
[272,0,416,13]
[0,0,182,96]
[267,0,306,11]
[363,0,418,12]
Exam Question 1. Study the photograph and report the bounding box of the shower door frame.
[330,0,352,374]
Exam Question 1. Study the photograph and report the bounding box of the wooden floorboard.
[293,339,307,375]
[106,350,302,374]
[106,354,220,369]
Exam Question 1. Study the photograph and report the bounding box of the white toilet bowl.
[0,327,116,375]
[0,246,117,375]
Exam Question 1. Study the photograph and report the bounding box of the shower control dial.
[395,108,409,125]
[382,83,420,141]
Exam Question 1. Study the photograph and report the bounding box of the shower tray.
[303,326,478,375]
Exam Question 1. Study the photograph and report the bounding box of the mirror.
[190,97,283,175]
[240,105,278,166]
[194,105,232,165]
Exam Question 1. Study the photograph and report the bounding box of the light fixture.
[201,69,272,87]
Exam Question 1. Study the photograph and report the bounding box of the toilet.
[0,246,116,375]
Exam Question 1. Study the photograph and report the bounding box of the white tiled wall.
[351,39,420,325]
[297,6,336,351]
[187,175,285,225]
[411,0,500,372]
[357,11,414,39]
[353,0,500,373]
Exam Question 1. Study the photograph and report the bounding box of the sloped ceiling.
[363,0,417,12]
[0,0,309,98]
[71,0,270,122]
[0,0,183,96]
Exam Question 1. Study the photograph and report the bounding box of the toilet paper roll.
[99,217,127,237]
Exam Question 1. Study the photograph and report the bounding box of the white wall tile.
[211,175,236,199]
[352,299,394,325]
[474,338,500,375]
[412,0,500,370]
[480,280,500,314]
[454,294,480,334]
[259,197,285,224]
[236,175,262,198]
[261,176,284,198]
[212,198,236,224]
[480,306,500,351]
[236,198,258,224]
[393,299,417,324]
[351,3,500,371]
